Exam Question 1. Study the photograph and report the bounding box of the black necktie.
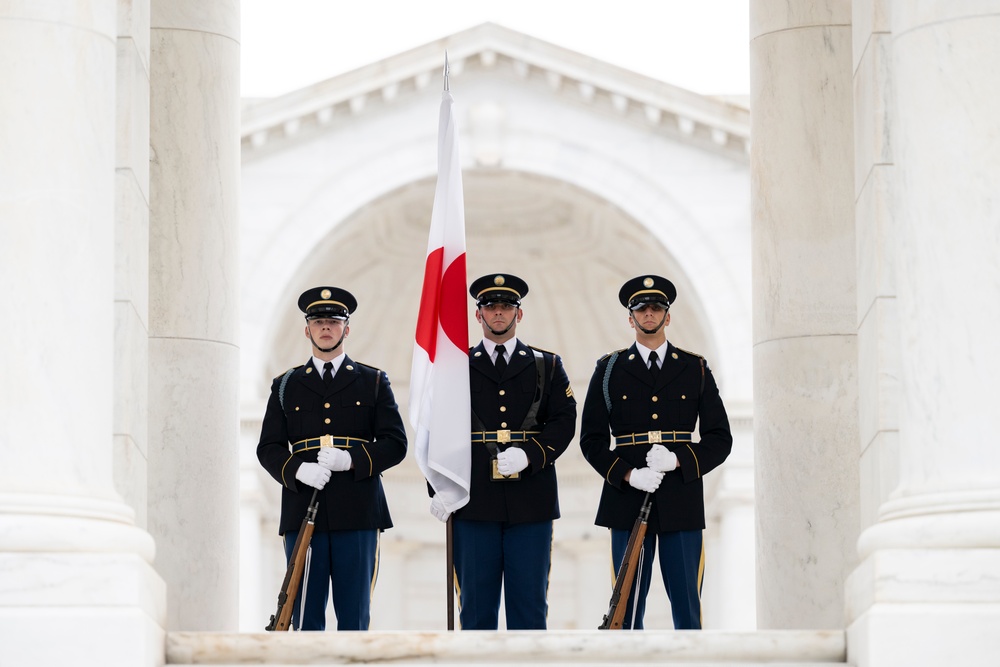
[323,361,334,386]
[495,347,507,375]
[648,351,660,381]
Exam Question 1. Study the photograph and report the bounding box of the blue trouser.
[452,519,553,630]
[282,528,379,631]
[610,528,704,630]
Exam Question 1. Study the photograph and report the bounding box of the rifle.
[266,488,320,631]
[599,492,652,630]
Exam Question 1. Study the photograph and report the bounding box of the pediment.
[241,22,749,159]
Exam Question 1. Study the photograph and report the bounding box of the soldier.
[429,273,577,630]
[580,275,732,630]
[257,286,407,631]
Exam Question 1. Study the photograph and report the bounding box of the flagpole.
[442,51,456,632]
[446,515,455,630]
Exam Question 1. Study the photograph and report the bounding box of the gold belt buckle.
[647,430,662,444]
[497,429,511,444]
[320,434,334,448]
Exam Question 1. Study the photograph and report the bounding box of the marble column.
[0,2,165,665]
[148,0,241,631]
[847,3,1000,665]
[749,0,860,629]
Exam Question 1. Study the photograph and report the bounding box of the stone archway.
[239,23,752,630]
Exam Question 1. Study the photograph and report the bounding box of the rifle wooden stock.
[599,492,652,630]
[266,488,320,631]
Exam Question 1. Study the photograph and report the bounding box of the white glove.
[496,447,529,476]
[295,462,332,490]
[646,444,678,472]
[317,447,352,472]
[628,467,664,493]
[429,495,452,523]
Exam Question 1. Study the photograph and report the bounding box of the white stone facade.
[1,3,999,666]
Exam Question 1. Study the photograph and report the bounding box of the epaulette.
[599,348,628,362]
[673,346,705,360]
[275,364,302,380]
[356,361,384,374]
[528,344,556,356]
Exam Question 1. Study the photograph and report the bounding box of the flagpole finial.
[443,52,450,92]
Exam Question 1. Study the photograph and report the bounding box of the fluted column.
[750,0,859,628]
[149,0,241,631]
[0,2,164,665]
[847,3,1000,664]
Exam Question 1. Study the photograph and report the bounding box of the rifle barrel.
[599,492,652,630]
[266,488,320,631]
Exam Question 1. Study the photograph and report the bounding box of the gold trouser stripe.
[367,531,381,631]
[697,536,705,628]
[453,563,462,630]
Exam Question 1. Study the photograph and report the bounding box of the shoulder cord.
[278,368,296,411]
[602,351,620,414]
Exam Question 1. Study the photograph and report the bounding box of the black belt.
[471,430,540,445]
[291,435,369,454]
[613,431,692,449]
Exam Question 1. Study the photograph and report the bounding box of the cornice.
[241,22,750,157]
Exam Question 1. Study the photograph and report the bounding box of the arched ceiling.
[264,169,712,397]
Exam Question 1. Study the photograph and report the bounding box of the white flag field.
[409,89,472,513]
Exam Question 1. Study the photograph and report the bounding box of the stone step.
[167,629,848,665]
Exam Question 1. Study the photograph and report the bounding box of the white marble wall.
[0,2,165,665]
[749,0,860,629]
[148,0,241,632]
[847,2,1000,664]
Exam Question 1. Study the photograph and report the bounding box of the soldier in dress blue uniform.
[257,286,407,631]
[580,275,732,630]
[428,273,577,630]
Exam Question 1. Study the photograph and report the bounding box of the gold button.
[652,396,658,402]
[672,353,678,359]
[499,390,506,396]
[681,395,686,400]
[622,395,628,400]
[324,403,330,408]
[295,407,300,411]
[306,367,313,374]
[652,414,659,420]
[628,354,635,360]
[500,406,507,412]
[324,418,331,424]
[501,422,508,428]
[356,401,361,405]
[346,365,354,370]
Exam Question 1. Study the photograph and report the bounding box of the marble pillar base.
[167,630,846,665]
[0,552,166,667]
[846,545,1000,667]
[848,602,1000,667]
